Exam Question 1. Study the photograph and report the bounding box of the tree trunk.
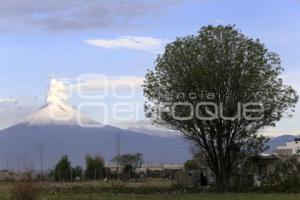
[214,171,230,192]
[209,159,231,192]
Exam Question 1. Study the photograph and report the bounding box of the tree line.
[49,153,144,182]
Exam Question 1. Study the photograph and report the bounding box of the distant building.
[273,138,300,155]
[249,138,300,185]
[251,154,279,185]
[109,163,184,173]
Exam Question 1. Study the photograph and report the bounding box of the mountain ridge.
[0,102,191,170]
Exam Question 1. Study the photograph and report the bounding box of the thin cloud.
[50,75,144,96]
[68,74,144,91]
[76,75,144,90]
[85,36,167,52]
[0,0,188,32]
[0,97,18,104]
[0,96,39,130]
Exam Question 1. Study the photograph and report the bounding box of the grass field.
[1,179,300,200]
[2,192,300,200]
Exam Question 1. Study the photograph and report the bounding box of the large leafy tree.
[143,25,298,191]
[53,155,71,181]
[85,154,105,180]
[112,153,144,172]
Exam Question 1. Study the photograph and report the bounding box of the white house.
[273,138,300,156]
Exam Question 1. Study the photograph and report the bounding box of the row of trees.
[49,153,144,181]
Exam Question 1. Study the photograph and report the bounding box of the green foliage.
[7,192,300,200]
[143,25,298,191]
[184,160,199,171]
[73,165,83,179]
[231,174,255,192]
[45,183,200,195]
[112,153,144,180]
[53,155,72,181]
[260,157,300,192]
[112,153,144,171]
[146,169,162,178]
[84,154,105,180]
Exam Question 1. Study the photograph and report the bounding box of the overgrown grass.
[10,179,40,200]
[1,179,300,200]
[2,192,300,200]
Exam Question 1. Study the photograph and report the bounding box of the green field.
[2,192,300,200]
[1,180,300,200]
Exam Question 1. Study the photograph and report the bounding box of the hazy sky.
[0,0,300,136]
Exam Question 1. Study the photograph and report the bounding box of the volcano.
[0,102,190,171]
[21,102,98,127]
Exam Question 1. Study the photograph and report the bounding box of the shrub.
[10,173,40,200]
[184,160,199,171]
[174,171,190,187]
[260,157,300,193]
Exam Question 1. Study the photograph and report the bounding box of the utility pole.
[6,153,10,171]
[17,156,20,172]
[70,167,72,182]
[116,134,121,179]
[129,170,131,182]
[117,134,120,157]
[23,156,28,171]
[40,143,44,181]
[59,167,61,183]
[100,168,102,179]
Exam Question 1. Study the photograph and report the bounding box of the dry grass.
[10,175,40,200]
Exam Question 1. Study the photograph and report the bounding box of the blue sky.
[0,0,300,135]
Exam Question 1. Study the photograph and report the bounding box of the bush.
[45,183,202,194]
[10,173,40,200]
[174,171,190,187]
[260,157,300,193]
[184,160,199,171]
[231,174,255,192]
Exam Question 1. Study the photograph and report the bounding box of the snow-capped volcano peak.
[21,79,100,127]
[21,102,99,127]
[117,120,180,137]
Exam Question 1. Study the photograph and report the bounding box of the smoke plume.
[46,79,68,105]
